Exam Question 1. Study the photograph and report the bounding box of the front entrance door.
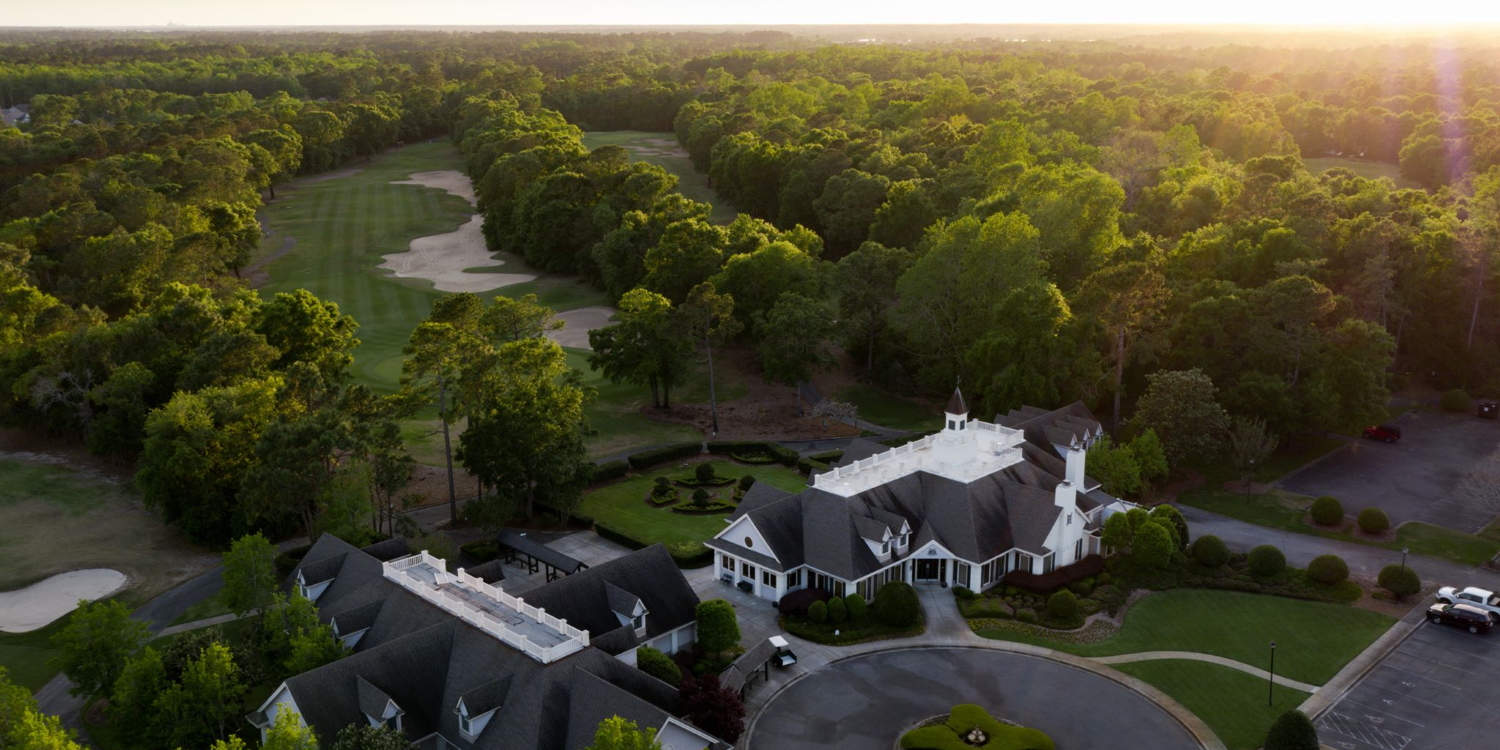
[916,559,946,583]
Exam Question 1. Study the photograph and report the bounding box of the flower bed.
[648,488,681,507]
[900,704,1055,750]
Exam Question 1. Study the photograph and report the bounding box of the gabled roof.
[520,545,699,655]
[997,401,1103,460]
[829,437,891,469]
[361,537,411,562]
[604,582,643,617]
[463,560,506,584]
[458,675,513,718]
[329,600,382,637]
[729,481,791,520]
[357,675,398,720]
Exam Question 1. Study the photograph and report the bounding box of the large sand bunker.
[0,569,127,632]
[548,307,618,350]
[381,171,536,293]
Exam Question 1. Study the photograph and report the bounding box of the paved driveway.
[748,648,1203,750]
[1277,412,1500,532]
[1316,620,1500,750]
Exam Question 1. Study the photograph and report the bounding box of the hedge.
[1441,389,1471,411]
[872,581,921,627]
[705,440,798,466]
[671,502,737,515]
[627,443,703,471]
[674,477,737,488]
[666,541,713,569]
[637,645,683,687]
[797,457,830,475]
[809,449,845,463]
[591,459,629,483]
[1002,555,1105,595]
[460,542,499,563]
[778,588,832,616]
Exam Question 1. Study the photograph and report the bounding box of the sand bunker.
[382,171,537,293]
[548,307,618,350]
[0,569,127,633]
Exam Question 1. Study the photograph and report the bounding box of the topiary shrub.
[1189,534,1230,568]
[636,645,682,687]
[1310,496,1343,526]
[845,593,868,620]
[1047,590,1079,620]
[739,475,755,491]
[695,599,741,657]
[1442,388,1471,412]
[1150,504,1190,550]
[872,581,921,628]
[691,488,710,506]
[1357,507,1390,534]
[952,586,974,599]
[1264,709,1319,750]
[1248,545,1286,578]
[655,476,671,489]
[1307,554,1349,584]
[1378,564,1420,600]
[695,462,716,482]
[808,600,828,623]
[827,596,848,624]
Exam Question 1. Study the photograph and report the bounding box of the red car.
[1362,424,1402,443]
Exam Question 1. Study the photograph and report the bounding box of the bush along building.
[254,535,722,750]
[708,392,1134,602]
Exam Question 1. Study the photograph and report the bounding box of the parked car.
[1362,424,1402,443]
[1436,586,1500,616]
[1479,401,1498,420]
[1428,602,1497,634]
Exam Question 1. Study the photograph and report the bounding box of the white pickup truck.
[1436,586,1500,616]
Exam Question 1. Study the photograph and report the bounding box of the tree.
[679,282,743,436]
[1131,521,1173,569]
[679,674,746,743]
[1079,258,1169,432]
[1456,448,1500,518]
[1264,709,1320,750]
[1378,564,1420,600]
[263,709,319,750]
[872,581,921,627]
[755,293,836,414]
[109,648,168,747]
[0,667,36,748]
[1150,504,1190,550]
[695,599,741,659]
[330,723,416,750]
[588,288,691,409]
[869,180,939,250]
[152,642,246,746]
[222,533,278,617]
[1086,435,1142,497]
[1227,417,1279,492]
[260,592,345,678]
[1131,369,1229,466]
[401,293,485,524]
[835,242,910,372]
[254,289,359,381]
[8,708,85,750]
[815,169,890,253]
[49,599,149,702]
[1101,512,1133,552]
[1128,429,1169,487]
[711,240,822,327]
[585,716,663,750]
[643,219,726,303]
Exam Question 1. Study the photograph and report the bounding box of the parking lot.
[1278,411,1500,532]
[1316,620,1500,750]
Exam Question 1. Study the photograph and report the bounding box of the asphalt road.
[748,648,1203,750]
[1317,619,1500,750]
[1278,411,1500,532]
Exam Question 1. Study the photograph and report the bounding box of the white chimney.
[1065,445,1086,489]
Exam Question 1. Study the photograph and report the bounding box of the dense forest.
[2,29,1499,545]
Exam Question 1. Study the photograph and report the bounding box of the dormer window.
[632,613,646,632]
[899,533,909,547]
[881,541,890,554]
[458,706,472,736]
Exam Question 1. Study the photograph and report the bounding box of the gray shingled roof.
[462,560,506,583]
[520,545,699,655]
[729,482,791,520]
[357,675,397,720]
[361,537,411,562]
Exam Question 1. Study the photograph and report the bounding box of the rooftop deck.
[813,419,1026,496]
[383,551,589,663]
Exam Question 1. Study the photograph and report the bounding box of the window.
[899,533,909,547]
[741,561,755,577]
[787,570,801,588]
[459,713,472,736]
[955,562,972,588]
[632,613,646,631]
[744,536,754,548]
[1067,513,1073,525]
[762,571,778,589]
[721,554,734,569]
[881,541,890,554]
[1075,539,1083,562]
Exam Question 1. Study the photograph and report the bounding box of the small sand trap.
[547,307,618,350]
[0,569,128,632]
[383,171,538,293]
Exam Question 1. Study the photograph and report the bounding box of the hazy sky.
[7,0,1500,29]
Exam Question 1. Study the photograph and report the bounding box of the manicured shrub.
[1015,609,1037,624]
[654,476,671,488]
[695,462,716,482]
[1310,496,1343,526]
[1307,554,1349,584]
[827,596,848,624]
[845,593,868,620]
[666,542,713,569]
[1357,507,1390,534]
[1150,505,1190,550]
[691,488,710,506]
[1248,545,1286,578]
[459,542,499,563]
[808,600,828,623]
[872,581,921,628]
[1068,581,1092,597]
[1189,534,1230,568]
[1003,554,1105,595]
[1046,590,1078,620]
[1264,709,1319,750]
[590,459,629,482]
[739,475,755,491]
[1441,389,1471,411]
[636,646,682,687]
[1132,522,1174,569]
[777,588,831,616]
[695,600,740,657]
[1378,564,1420,600]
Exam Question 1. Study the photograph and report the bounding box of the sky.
[7,0,1500,29]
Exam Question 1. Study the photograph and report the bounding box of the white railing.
[382,552,589,663]
[812,420,1026,495]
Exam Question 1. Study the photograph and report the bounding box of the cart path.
[1091,651,1321,692]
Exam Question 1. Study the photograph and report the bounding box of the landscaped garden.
[901,704,1054,750]
[779,581,926,645]
[577,457,807,546]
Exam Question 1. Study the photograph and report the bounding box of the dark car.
[1479,401,1498,420]
[1362,424,1402,443]
[1428,602,1497,634]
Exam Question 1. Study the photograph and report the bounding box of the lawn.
[0,615,70,693]
[1304,156,1421,190]
[258,141,608,396]
[0,459,214,602]
[581,131,736,224]
[579,459,807,544]
[1179,486,1500,566]
[564,348,704,458]
[1112,659,1310,750]
[974,589,1393,684]
[837,384,941,433]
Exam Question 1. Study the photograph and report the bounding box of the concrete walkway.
[1092,652,1321,693]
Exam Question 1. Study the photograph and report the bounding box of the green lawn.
[1179,487,1500,566]
[258,141,607,395]
[1304,157,1421,190]
[837,384,941,433]
[975,589,1392,684]
[565,348,704,458]
[581,131,736,224]
[579,459,807,544]
[1113,659,1310,750]
[0,615,68,693]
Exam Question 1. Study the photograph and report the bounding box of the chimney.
[1065,445,1086,489]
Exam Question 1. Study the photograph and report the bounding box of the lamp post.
[1402,547,1409,571]
[1268,641,1277,706]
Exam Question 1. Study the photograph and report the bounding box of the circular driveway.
[748,648,1204,750]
